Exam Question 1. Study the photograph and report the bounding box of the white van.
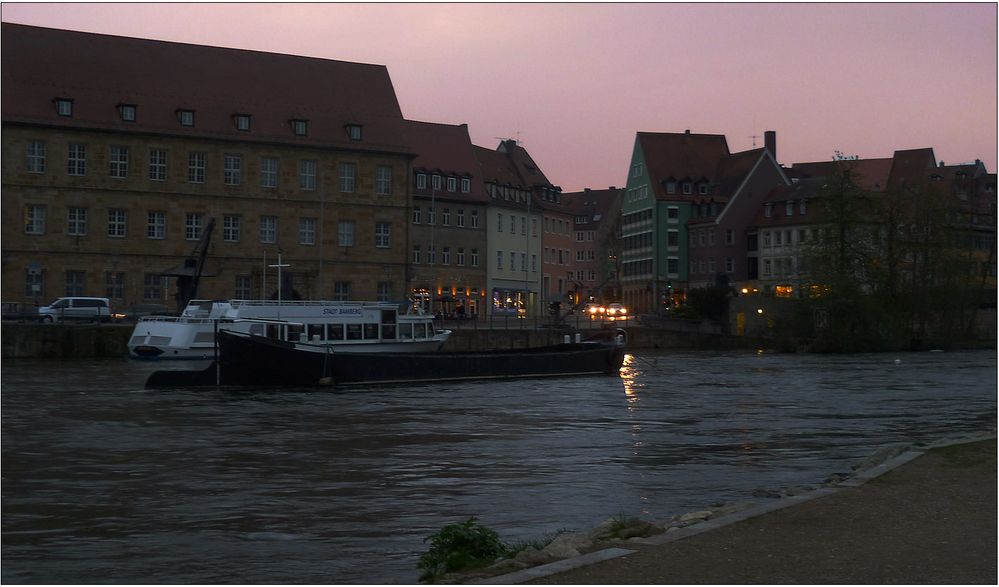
[38,297,112,323]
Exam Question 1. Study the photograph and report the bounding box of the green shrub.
[418,517,509,583]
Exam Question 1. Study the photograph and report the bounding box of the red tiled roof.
[473,145,523,187]
[791,158,894,192]
[1,23,412,155]
[636,131,731,198]
[498,139,556,189]
[404,120,489,202]
[713,148,766,199]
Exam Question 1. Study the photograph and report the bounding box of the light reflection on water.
[1,350,996,583]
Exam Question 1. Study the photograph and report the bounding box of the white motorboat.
[127,299,450,360]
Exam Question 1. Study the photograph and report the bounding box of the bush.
[418,517,508,583]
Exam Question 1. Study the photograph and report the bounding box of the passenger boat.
[128,299,449,360]
[145,328,627,388]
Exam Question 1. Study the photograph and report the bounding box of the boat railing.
[137,315,220,324]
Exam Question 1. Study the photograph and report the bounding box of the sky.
[2,2,996,192]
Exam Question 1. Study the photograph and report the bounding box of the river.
[2,350,995,583]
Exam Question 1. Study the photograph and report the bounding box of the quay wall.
[1,323,770,360]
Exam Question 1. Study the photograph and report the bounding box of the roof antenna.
[749,134,759,148]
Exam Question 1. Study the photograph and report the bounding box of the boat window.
[249,323,264,336]
[346,324,362,340]
[327,323,344,341]
[266,324,281,339]
[288,324,304,342]
[414,322,426,339]
[307,324,324,341]
[363,323,379,339]
[399,323,413,339]
[381,309,397,325]
[382,324,396,339]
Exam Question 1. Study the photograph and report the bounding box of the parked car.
[38,297,112,323]
[585,302,605,318]
[606,303,628,318]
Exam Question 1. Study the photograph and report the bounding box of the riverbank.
[472,436,997,584]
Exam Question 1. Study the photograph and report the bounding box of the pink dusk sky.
[3,2,996,192]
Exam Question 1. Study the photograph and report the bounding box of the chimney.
[764,130,776,161]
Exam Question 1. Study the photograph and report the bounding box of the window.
[510,252,516,271]
[107,209,127,238]
[67,143,86,176]
[412,244,421,264]
[185,213,203,240]
[442,208,451,226]
[447,177,457,192]
[799,199,808,215]
[457,247,465,266]
[497,213,503,232]
[699,183,708,195]
[67,207,87,236]
[763,259,772,277]
[338,220,355,247]
[427,207,435,225]
[531,254,538,272]
[223,215,240,242]
[292,119,308,136]
[177,109,195,126]
[235,114,251,132]
[147,211,166,239]
[441,246,450,265]
[666,181,676,194]
[520,252,527,271]
[377,281,391,302]
[261,157,278,188]
[26,141,46,173]
[119,104,137,122]
[376,165,392,195]
[667,206,679,222]
[461,178,470,193]
[416,173,427,190]
[683,182,692,194]
[471,248,479,267]
[471,210,479,228]
[532,218,538,237]
[56,98,73,117]
[259,215,277,243]
[497,250,503,270]
[346,124,362,140]
[762,231,772,247]
[456,209,465,227]
[25,267,44,297]
[432,174,442,190]
[148,149,167,181]
[412,206,421,224]
[764,203,773,218]
[339,162,356,192]
[375,222,390,248]
[143,273,163,300]
[726,229,734,245]
[65,270,85,296]
[726,257,734,273]
[521,217,527,235]
[334,281,351,301]
[188,152,206,183]
[235,275,252,298]
[299,217,316,245]
[667,229,679,248]
[299,159,317,190]
[785,200,794,216]
[106,272,124,299]
[224,154,242,186]
[427,245,436,265]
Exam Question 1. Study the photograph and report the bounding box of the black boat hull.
[146,329,626,388]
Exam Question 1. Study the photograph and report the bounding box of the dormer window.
[699,183,708,195]
[55,98,73,117]
[683,182,692,195]
[799,199,808,215]
[785,200,794,216]
[234,114,251,132]
[346,124,362,141]
[461,177,470,193]
[177,109,195,127]
[118,104,137,122]
[291,119,308,136]
[416,173,427,190]
[764,203,773,218]
[666,181,676,194]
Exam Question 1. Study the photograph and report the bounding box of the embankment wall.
[2,324,771,359]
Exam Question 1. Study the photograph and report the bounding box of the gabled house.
[473,140,558,317]
[562,187,624,308]
[403,120,489,317]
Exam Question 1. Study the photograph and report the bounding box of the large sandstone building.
[2,23,413,310]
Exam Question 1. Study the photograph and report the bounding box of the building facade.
[2,24,413,310]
